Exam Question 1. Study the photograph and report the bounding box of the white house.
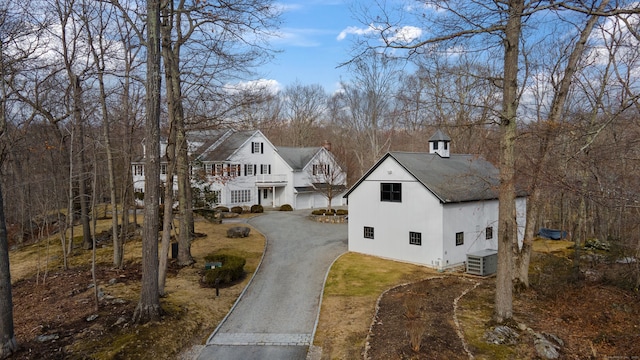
[344,130,526,270]
[132,129,347,209]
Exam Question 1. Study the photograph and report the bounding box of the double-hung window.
[380,183,402,202]
[409,232,422,246]
[229,164,240,177]
[313,164,330,176]
[485,227,493,240]
[214,163,224,176]
[245,164,254,176]
[251,142,263,154]
[456,232,464,246]
[364,226,374,239]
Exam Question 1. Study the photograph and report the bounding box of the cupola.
[428,129,451,158]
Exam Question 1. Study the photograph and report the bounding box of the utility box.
[466,249,498,276]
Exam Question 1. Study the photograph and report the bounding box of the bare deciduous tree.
[307,155,345,211]
[336,51,400,177]
[282,81,327,147]
[133,0,162,324]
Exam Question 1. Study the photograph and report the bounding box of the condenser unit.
[466,249,498,276]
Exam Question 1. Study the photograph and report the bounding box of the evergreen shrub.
[231,206,243,214]
[203,253,246,286]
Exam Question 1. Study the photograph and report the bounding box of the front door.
[259,188,273,207]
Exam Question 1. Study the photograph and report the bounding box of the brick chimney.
[322,140,332,152]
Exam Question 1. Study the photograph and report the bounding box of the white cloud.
[337,24,422,44]
[274,2,302,12]
[388,26,422,43]
[224,79,281,95]
[337,25,376,41]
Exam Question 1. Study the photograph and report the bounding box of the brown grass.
[9,213,265,359]
[314,252,436,359]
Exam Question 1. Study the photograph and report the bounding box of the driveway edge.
[202,215,270,345]
[306,251,348,360]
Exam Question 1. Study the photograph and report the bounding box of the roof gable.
[276,147,321,171]
[345,151,502,203]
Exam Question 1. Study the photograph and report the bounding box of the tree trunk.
[513,186,539,290]
[495,0,523,323]
[86,14,120,266]
[177,126,194,266]
[0,185,17,358]
[71,76,92,251]
[512,1,607,289]
[0,49,17,356]
[158,7,178,294]
[67,130,74,256]
[116,38,136,269]
[133,0,162,324]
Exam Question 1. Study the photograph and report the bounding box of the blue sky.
[258,1,357,93]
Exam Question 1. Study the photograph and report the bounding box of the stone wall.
[308,214,347,224]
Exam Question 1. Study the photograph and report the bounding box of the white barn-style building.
[344,130,526,270]
[132,129,347,209]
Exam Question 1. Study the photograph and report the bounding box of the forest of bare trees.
[0,0,639,354]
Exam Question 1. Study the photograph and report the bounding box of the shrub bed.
[309,208,348,223]
[202,253,246,286]
[311,208,345,215]
[231,206,243,214]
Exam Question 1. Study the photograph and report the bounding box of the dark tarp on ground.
[538,228,568,240]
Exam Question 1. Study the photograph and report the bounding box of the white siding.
[135,131,348,210]
[226,132,278,207]
[348,157,444,267]
[347,154,528,270]
[442,200,499,267]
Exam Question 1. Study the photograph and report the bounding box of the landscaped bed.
[315,241,640,359]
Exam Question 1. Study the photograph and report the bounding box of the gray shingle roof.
[428,129,451,142]
[345,151,509,203]
[389,152,498,203]
[277,147,320,171]
[192,130,256,162]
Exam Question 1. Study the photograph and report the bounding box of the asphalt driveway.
[196,210,348,360]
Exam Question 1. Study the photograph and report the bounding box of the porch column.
[272,186,276,207]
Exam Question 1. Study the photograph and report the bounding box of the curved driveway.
[196,210,347,360]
